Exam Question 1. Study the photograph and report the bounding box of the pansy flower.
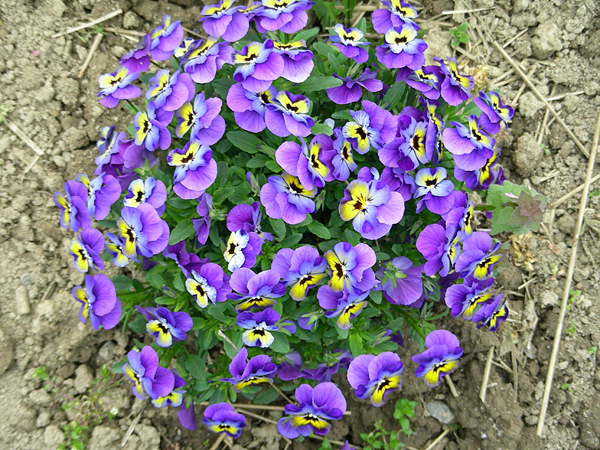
[271,246,327,301]
[347,352,404,406]
[223,230,263,272]
[152,372,187,408]
[227,83,276,133]
[174,37,195,60]
[227,268,286,312]
[202,403,246,438]
[265,91,314,137]
[443,115,495,171]
[199,0,249,42]
[376,23,426,71]
[380,167,415,201]
[322,130,357,181]
[273,40,314,83]
[260,173,316,225]
[372,0,418,34]
[122,346,175,400]
[176,93,225,145]
[233,39,284,93]
[72,274,122,331]
[277,382,346,439]
[69,227,105,273]
[182,37,234,84]
[192,193,213,246]
[137,306,193,347]
[379,117,429,171]
[414,167,454,215]
[445,192,476,235]
[327,69,383,105]
[412,330,463,387]
[317,286,369,329]
[149,14,184,61]
[105,232,137,267]
[186,263,231,308]
[278,350,352,383]
[396,65,442,100]
[227,201,273,244]
[275,134,334,190]
[330,24,370,63]
[98,67,141,109]
[416,223,462,277]
[454,147,503,190]
[445,278,495,320]
[324,242,377,293]
[472,294,508,332]
[95,126,125,176]
[221,347,277,392]
[474,91,514,134]
[54,180,91,232]
[343,100,396,154]
[163,241,206,276]
[120,35,151,73]
[124,177,167,215]
[454,231,502,280]
[75,173,121,221]
[117,204,170,258]
[133,101,173,152]
[435,57,474,106]
[167,141,218,200]
[146,69,195,112]
[237,308,281,348]
[377,257,423,306]
[339,167,405,240]
[255,0,313,34]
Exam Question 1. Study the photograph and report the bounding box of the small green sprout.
[449,23,469,49]
[560,383,573,393]
[589,346,597,355]
[393,398,417,436]
[565,321,578,337]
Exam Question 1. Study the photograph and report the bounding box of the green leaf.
[247,154,271,168]
[110,361,125,374]
[216,161,229,187]
[254,388,281,405]
[490,206,515,235]
[294,27,320,43]
[307,221,331,239]
[97,219,117,229]
[212,78,236,99]
[295,76,343,92]
[349,331,363,356]
[265,160,282,172]
[312,42,336,57]
[331,110,352,121]
[382,82,406,110]
[227,131,261,154]
[370,289,382,304]
[270,333,290,354]
[213,187,235,205]
[111,275,133,291]
[168,220,195,245]
[269,218,287,239]
[280,233,303,247]
[185,355,206,381]
[311,122,334,136]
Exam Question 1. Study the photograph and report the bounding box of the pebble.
[532,21,563,59]
[29,388,52,405]
[513,132,543,176]
[425,400,455,424]
[36,410,51,428]
[74,364,94,393]
[518,92,542,118]
[44,424,66,446]
[16,285,31,315]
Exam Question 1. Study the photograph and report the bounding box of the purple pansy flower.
[186,262,231,308]
[176,93,225,145]
[396,65,442,100]
[273,40,314,83]
[474,91,514,134]
[445,192,476,235]
[75,173,121,221]
[183,37,234,84]
[454,231,502,280]
[124,177,167,215]
[380,167,415,201]
[339,167,405,240]
[133,101,173,152]
[412,330,463,387]
[347,352,404,406]
[435,57,474,106]
[260,173,316,225]
[54,180,91,232]
[117,204,170,258]
[223,230,263,272]
[256,0,313,34]
[324,242,377,293]
[227,201,273,244]
[167,141,218,200]
[343,100,396,154]
[193,193,213,246]
[236,308,281,348]
[227,268,286,312]
[327,69,383,105]
[221,347,277,392]
[317,285,369,330]
[414,167,454,215]
[163,241,205,276]
[105,232,138,267]
[443,115,495,171]
[203,403,246,438]
[178,402,197,430]
[69,227,105,273]
[174,37,195,60]
[277,382,346,439]
[265,91,314,137]
[372,0,418,34]
[152,372,187,408]
[379,117,429,171]
[122,346,175,400]
[330,24,370,63]
[149,14,184,61]
[72,274,122,330]
[146,69,195,112]
[95,126,126,176]
[120,35,151,73]
[271,246,327,301]
[199,0,250,42]
[233,39,284,93]
[322,130,358,181]
[454,147,503,190]
[445,278,495,320]
[377,257,423,306]
[137,306,193,347]
[278,350,353,383]
[416,223,462,277]
[472,294,508,332]
[98,67,141,109]
[376,23,426,70]
[227,83,276,133]
[275,134,334,190]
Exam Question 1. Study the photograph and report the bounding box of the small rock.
[45,424,66,446]
[134,424,161,450]
[426,400,455,424]
[524,415,538,426]
[8,405,37,431]
[46,0,67,17]
[123,11,141,29]
[29,388,52,405]
[513,132,543,177]
[556,214,575,235]
[36,410,51,428]
[88,426,121,450]
[74,364,94,393]
[562,94,582,114]
[512,0,529,13]
[98,341,117,362]
[518,91,542,118]
[540,290,559,307]
[20,273,33,286]
[16,285,31,315]
[532,21,562,59]
[0,328,14,375]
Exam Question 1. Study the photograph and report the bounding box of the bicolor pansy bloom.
[339,167,405,240]
[474,91,514,134]
[152,372,187,408]
[277,382,346,439]
[117,204,170,258]
[379,117,429,171]
[54,180,91,232]
[120,35,151,73]
[97,67,141,109]
[347,352,404,407]
[163,241,206,276]
[149,14,184,61]
[317,285,369,330]
[396,65,442,100]
[227,83,276,133]
[435,57,475,106]
[237,308,281,348]
[445,278,495,320]
[69,227,105,273]
[167,141,218,200]
[443,115,495,171]
[174,37,195,59]
[95,126,125,176]
[75,173,121,221]
[376,23,426,71]
[105,232,137,267]
[416,223,462,277]
[343,100,396,154]
[275,134,334,190]
[414,167,454,215]
[324,241,377,293]
[122,346,175,400]
[233,39,284,93]
[182,37,234,84]
[330,24,370,63]
[271,246,327,301]
[185,263,231,308]
[377,256,423,306]
[133,101,173,152]
[227,268,286,312]
[445,192,475,236]
[324,130,357,181]
[265,91,314,138]
[454,231,502,280]
[199,0,249,42]
[202,403,246,438]
[220,347,277,392]
[71,274,122,331]
[176,93,225,145]
[260,173,316,225]
[454,147,503,191]
[223,230,263,272]
[146,69,195,112]
[412,330,463,387]
[273,40,314,83]
[472,294,508,332]
[137,306,193,347]
[124,177,167,215]
[256,0,313,34]
[327,68,383,105]
[372,0,418,34]
[380,167,416,201]
[227,201,273,244]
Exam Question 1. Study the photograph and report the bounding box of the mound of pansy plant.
[53,0,539,443]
